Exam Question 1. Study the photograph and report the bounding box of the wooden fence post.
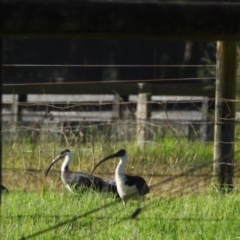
[11,94,18,124]
[136,83,151,147]
[214,41,237,191]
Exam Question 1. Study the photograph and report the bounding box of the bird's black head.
[91,149,127,173]
[114,149,126,157]
[60,149,71,156]
[45,149,71,177]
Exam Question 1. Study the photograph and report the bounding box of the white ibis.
[45,149,119,197]
[92,149,150,205]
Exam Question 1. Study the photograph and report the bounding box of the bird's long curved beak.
[45,154,63,177]
[91,153,118,173]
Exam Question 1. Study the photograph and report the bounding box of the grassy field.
[2,137,214,190]
[1,190,240,240]
[2,135,240,239]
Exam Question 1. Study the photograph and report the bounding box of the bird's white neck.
[115,154,127,176]
[61,153,71,171]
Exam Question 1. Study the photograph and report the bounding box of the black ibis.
[92,149,149,205]
[45,149,119,197]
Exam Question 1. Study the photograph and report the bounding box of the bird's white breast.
[115,174,138,199]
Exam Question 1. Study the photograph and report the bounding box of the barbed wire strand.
[2,77,215,86]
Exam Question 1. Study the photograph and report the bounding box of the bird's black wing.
[125,175,150,196]
[67,172,106,190]
[65,172,119,196]
[103,178,120,198]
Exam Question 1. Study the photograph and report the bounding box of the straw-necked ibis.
[45,149,119,197]
[92,149,149,205]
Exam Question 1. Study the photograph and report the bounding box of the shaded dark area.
[0,184,9,193]
[2,38,216,85]
[1,1,240,40]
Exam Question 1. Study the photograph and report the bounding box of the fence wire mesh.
[2,92,240,239]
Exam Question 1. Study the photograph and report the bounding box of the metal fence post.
[214,41,237,191]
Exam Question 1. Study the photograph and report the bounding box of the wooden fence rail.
[2,93,211,145]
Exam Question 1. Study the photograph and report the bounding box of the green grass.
[2,138,215,191]
[2,133,240,239]
[1,190,240,240]
[2,137,214,170]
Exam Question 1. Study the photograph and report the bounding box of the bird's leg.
[66,184,74,193]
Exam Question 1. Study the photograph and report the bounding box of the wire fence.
[2,93,240,190]
[2,65,240,239]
